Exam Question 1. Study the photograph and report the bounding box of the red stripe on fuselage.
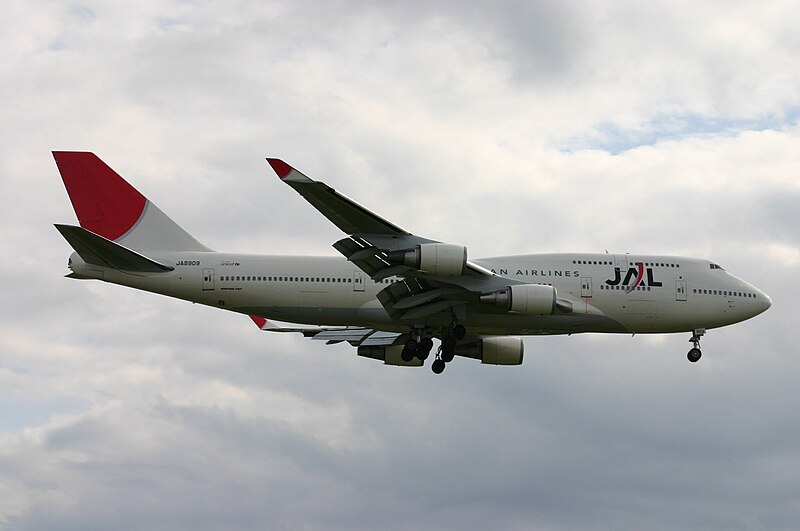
[53,152,147,241]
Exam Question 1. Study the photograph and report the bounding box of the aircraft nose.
[751,287,772,316]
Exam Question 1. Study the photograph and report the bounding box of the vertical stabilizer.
[53,152,211,252]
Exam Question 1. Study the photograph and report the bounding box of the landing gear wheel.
[452,324,466,341]
[419,337,434,352]
[416,338,433,361]
[441,346,455,363]
[431,358,445,374]
[401,348,415,363]
[687,329,705,363]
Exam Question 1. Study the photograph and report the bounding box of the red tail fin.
[53,151,146,241]
[54,151,210,252]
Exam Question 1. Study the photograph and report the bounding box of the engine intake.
[455,336,524,365]
[387,243,467,276]
[479,284,557,315]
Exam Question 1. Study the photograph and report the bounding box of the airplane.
[53,151,772,374]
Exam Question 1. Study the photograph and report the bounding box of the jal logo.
[605,262,663,293]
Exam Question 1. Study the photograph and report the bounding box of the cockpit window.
[709,263,724,270]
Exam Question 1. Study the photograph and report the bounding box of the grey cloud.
[2,1,799,530]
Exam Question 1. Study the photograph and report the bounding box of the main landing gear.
[430,323,467,374]
[402,323,467,374]
[401,336,434,363]
[687,328,705,363]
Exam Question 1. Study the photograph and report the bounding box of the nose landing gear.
[687,328,705,363]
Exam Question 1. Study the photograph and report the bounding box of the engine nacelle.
[387,243,467,276]
[455,336,524,365]
[479,284,556,315]
[357,345,422,367]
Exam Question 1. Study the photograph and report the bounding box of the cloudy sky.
[2,1,799,529]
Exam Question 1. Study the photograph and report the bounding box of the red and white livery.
[54,152,771,373]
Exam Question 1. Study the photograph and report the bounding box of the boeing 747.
[54,152,771,373]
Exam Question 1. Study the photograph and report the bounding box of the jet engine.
[479,284,556,315]
[387,243,467,276]
[357,345,422,366]
[455,336,524,365]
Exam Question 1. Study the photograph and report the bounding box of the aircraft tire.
[452,324,466,341]
[687,348,702,363]
[431,358,446,374]
[441,346,455,363]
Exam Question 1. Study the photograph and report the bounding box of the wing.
[249,316,423,367]
[265,159,519,324]
[249,316,404,346]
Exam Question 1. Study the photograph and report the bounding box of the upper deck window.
[709,263,724,270]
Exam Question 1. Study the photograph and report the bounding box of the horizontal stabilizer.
[55,224,174,273]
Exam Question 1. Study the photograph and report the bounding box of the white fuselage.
[68,251,771,336]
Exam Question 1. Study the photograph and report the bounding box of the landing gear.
[401,339,416,362]
[402,335,434,362]
[441,336,456,363]
[687,328,705,363]
[419,337,434,354]
[409,322,467,374]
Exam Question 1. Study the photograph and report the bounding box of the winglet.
[250,315,268,329]
[248,316,325,334]
[265,158,313,183]
[266,158,293,179]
